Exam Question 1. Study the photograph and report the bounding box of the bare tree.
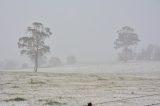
[114,26,140,61]
[18,22,52,72]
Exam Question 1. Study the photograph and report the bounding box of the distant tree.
[22,63,29,69]
[153,46,160,61]
[145,44,154,60]
[49,57,62,67]
[38,56,48,67]
[137,44,160,61]
[136,48,146,60]
[18,22,52,72]
[118,49,136,61]
[4,60,17,69]
[114,26,140,61]
[67,56,77,65]
[0,61,4,69]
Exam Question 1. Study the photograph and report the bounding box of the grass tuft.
[29,78,45,84]
[4,97,26,102]
[39,99,66,106]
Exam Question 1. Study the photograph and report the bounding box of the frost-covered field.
[0,62,160,106]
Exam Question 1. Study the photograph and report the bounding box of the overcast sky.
[0,0,160,63]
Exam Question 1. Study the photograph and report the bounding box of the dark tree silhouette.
[18,22,52,72]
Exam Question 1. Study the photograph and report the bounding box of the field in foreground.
[0,62,160,106]
[0,72,160,106]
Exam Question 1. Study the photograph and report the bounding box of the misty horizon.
[0,1,160,106]
[0,0,160,65]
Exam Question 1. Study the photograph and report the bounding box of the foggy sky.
[0,0,160,64]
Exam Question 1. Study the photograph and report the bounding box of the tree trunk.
[34,56,38,72]
[124,47,128,62]
[34,50,38,72]
[34,57,38,72]
[34,35,39,72]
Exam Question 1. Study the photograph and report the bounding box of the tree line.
[114,26,160,62]
[0,56,77,70]
[17,22,160,72]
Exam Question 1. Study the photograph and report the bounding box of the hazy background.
[0,0,160,64]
